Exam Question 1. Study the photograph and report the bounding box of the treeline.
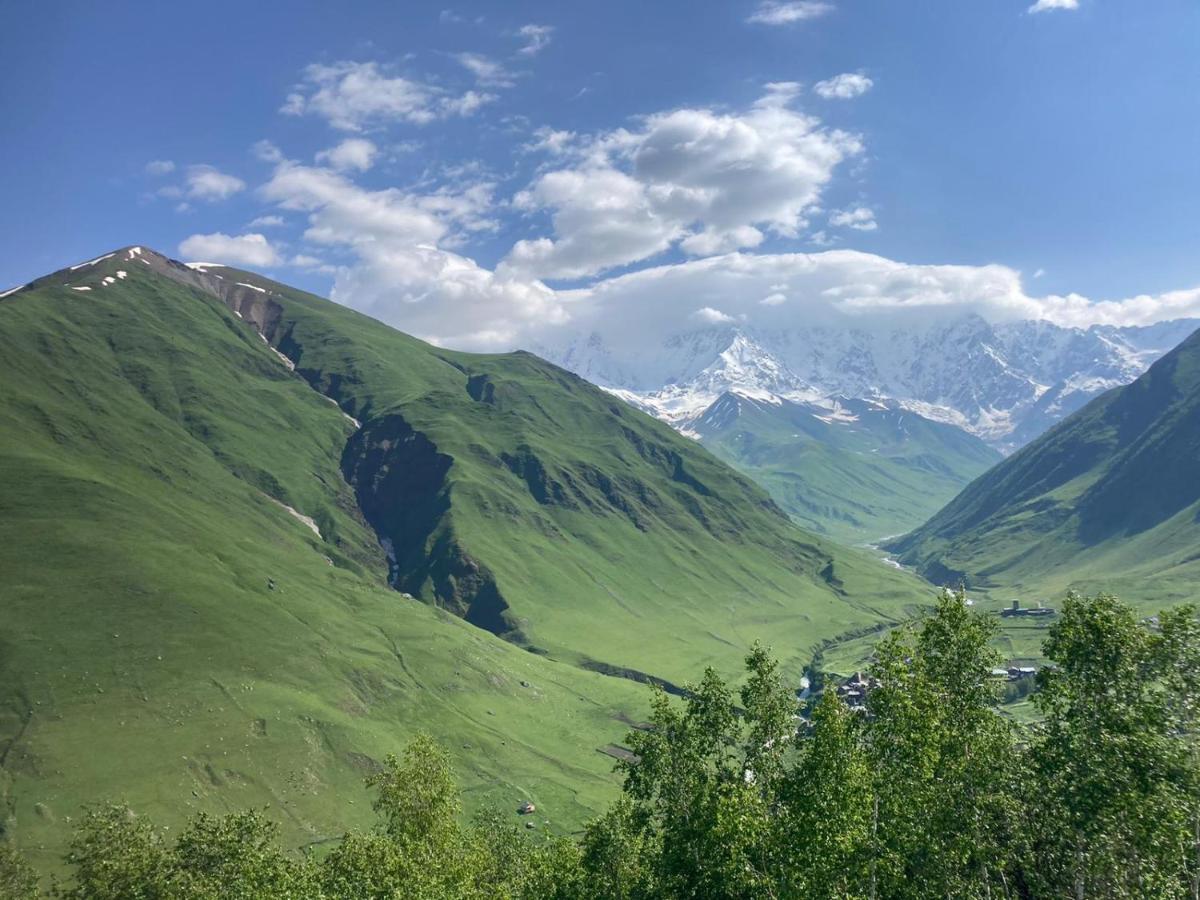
[3,591,1200,898]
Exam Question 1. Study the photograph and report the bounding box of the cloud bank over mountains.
[172,33,1200,354]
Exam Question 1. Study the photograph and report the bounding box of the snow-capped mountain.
[535,314,1200,452]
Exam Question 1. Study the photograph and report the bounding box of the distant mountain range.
[888,320,1200,608]
[534,315,1197,542]
[536,315,1199,452]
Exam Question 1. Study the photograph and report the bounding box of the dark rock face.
[341,412,518,639]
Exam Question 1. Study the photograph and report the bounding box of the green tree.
[0,841,39,900]
[777,690,872,898]
[610,646,799,898]
[864,588,1018,898]
[1026,593,1198,898]
[59,804,170,900]
[166,810,313,899]
[1159,604,1200,897]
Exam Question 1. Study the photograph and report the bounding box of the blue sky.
[2,0,1198,349]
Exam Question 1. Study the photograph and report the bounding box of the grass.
[0,248,930,870]
[889,323,1200,635]
[694,394,1001,545]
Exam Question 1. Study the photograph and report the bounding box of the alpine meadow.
[3,1,1200,897]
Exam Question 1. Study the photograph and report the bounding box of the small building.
[836,672,878,713]
[1000,599,1055,618]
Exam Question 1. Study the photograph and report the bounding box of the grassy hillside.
[888,323,1200,621]
[692,393,1001,544]
[0,247,927,867]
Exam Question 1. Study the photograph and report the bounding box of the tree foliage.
[7,590,1200,898]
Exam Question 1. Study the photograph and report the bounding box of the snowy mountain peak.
[539,316,1200,451]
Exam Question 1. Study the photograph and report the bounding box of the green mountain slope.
[692,393,1001,544]
[888,323,1200,607]
[0,247,927,865]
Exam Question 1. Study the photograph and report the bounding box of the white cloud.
[245,158,1200,350]
[440,90,496,118]
[185,165,246,202]
[756,82,804,108]
[829,206,878,231]
[289,254,336,274]
[693,306,737,324]
[455,52,515,88]
[281,61,493,131]
[517,24,554,55]
[1028,0,1079,12]
[515,251,1200,359]
[252,140,284,163]
[256,160,557,349]
[504,86,862,279]
[813,72,874,100]
[145,159,175,176]
[247,214,286,228]
[315,138,379,172]
[747,1,834,25]
[178,232,282,267]
[526,127,576,155]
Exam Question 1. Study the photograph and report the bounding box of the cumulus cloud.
[256,160,559,348]
[185,165,246,201]
[525,127,576,155]
[813,72,874,99]
[145,159,175,176]
[241,155,1200,351]
[281,61,493,131]
[523,251,1200,358]
[1028,0,1078,12]
[747,1,834,25]
[516,24,554,55]
[504,87,862,279]
[178,232,282,267]
[252,140,285,163]
[289,254,336,274]
[455,52,515,87]
[315,138,379,172]
[692,306,738,324]
[829,206,878,231]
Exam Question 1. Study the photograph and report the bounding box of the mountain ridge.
[886,321,1200,606]
[535,315,1199,452]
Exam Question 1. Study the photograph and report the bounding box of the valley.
[0,247,929,866]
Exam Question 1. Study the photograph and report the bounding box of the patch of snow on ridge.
[126,247,143,260]
[115,270,127,279]
[268,496,321,538]
[320,395,362,428]
[271,347,296,371]
[254,332,296,371]
[0,285,25,298]
[235,282,267,293]
[70,286,92,292]
[185,262,225,271]
[69,253,115,270]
